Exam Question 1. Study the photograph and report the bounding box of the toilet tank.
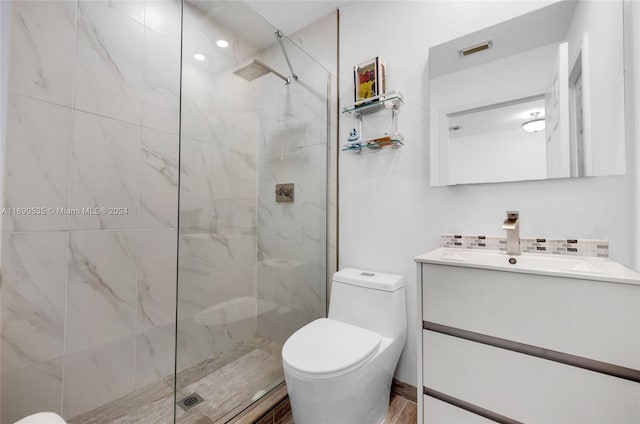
[328,268,406,340]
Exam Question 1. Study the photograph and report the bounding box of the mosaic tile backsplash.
[440,234,609,258]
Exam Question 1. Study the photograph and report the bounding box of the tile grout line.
[132,0,146,387]
[6,92,180,137]
[2,227,177,235]
[60,0,81,416]
[391,398,409,424]
[132,228,140,392]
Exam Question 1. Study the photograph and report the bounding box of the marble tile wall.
[1,0,181,422]
[254,33,330,344]
[288,12,339,297]
[176,1,260,377]
[176,1,333,383]
[2,0,334,421]
[173,0,333,375]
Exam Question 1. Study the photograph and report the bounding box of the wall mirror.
[429,0,625,186]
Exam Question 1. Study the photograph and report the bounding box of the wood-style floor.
[383,393,418,424]
[67,331,417,424]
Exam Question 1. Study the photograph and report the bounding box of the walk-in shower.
[0,0,331,422]
[175,2,329,420]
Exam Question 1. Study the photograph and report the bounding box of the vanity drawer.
[423,330,640,423]
[422,263,640,369]
[423,395,493,424]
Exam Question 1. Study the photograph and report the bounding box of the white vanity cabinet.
[415,249,640,424]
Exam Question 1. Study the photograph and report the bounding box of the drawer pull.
[424,321,640,383]
[423,386,523,424]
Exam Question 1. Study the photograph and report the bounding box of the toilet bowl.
[282,268,406,424]
[15,412,67,424]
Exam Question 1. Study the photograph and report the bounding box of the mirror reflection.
[429,0,625,186]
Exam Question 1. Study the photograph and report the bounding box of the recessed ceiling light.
[216,39,229,48]
[194,53,206,61]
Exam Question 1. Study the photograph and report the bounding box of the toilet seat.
[282,318,381,380]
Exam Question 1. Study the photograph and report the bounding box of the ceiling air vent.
[459,40,493,57]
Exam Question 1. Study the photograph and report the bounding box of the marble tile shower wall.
[1,1,181,422]
[176,1,260,379]
[254,36,329,345]
[286,12,339,293]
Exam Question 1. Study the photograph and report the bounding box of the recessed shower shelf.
[342,134,405,151]
[342,90,405,116]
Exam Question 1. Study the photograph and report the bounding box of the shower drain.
[177,393,204,411]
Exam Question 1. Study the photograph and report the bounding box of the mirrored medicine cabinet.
[429,0,626,186]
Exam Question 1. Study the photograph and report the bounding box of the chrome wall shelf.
[342,90,405,116]
[342,90,404,152]
[341,134,404,151]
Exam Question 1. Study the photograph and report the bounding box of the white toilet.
[15,412,67,424]
[282,268,406,424]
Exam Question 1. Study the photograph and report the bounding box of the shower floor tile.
[181,349,283,422]
[67,336,283,424]
[66,378,209,424]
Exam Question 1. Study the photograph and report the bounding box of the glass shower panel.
[255,34,329,351]
[176,1,328,421]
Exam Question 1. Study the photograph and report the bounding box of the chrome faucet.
[502,211,520,255]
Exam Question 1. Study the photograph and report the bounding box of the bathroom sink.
[416,247,640,285]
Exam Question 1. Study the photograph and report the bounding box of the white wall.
[339,0,637,387]
[449,127,546,185]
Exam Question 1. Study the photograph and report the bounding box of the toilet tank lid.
[333,268,404,292]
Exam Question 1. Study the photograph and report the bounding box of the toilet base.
[286,371,392,424]
[284,341,398,424]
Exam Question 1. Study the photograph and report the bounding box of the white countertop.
[415,247,640,285]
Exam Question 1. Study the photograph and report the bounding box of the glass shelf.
[342,90,404,117]
[342,133,404,151]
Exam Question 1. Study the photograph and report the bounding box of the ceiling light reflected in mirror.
[522,112,545,133]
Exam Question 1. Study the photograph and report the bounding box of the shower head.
[233,59,291,84]
[233,59,270,81]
